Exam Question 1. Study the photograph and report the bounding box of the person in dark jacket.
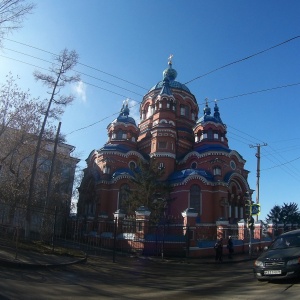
[214,238,223,262]
[227,236,234,259]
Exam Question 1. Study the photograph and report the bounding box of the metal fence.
[0,202,268,259]
[0,202,192,258]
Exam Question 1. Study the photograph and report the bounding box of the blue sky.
[1,0,300,220]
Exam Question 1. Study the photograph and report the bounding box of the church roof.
[194,144,231,154]
[111,99,137,126]
[168,168,214,184]
[100,144,131,153]
[112,168,134,179]
[149,56,190,93]
[196,100,224,125]
[149,80,190,93]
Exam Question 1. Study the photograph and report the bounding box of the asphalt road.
[0,255,299,299]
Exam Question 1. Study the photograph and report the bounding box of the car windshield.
[270,235,300,250]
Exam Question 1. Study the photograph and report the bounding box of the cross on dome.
[168,54,173,65]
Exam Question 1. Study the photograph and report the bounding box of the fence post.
[186,226,190,258]
[52,206,57,253]
[113,217,117,263]
[15,226,19,260]
[161,222,165,260]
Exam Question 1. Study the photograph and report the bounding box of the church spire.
[163,54,177,81]
[203,98,211,116]
[213,99,223,123]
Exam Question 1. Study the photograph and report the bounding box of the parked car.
[254,229,300,281]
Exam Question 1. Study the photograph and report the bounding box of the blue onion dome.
[163,55,177,81]
[203,99,211,116]
[196,99,224,125]
[213,100,223,123]
[149,55,190,93]
[112,99,136,125]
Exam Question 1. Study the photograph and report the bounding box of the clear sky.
[1,0,300,221]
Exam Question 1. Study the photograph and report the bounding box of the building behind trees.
[0,126,79,238]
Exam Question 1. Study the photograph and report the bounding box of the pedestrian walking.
[227,236,234,259]
[214,238,223,262]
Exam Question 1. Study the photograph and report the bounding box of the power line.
[67,101,140,135]
[2,48,299,151]
[228,127,300,180]
[1,49,145,97]
[262,155,300,171]
[5,47,298,103]
[3,37,300,106]
[2,37,300,161]
[185,35,300,85]
[228,125,300,179]
[0,54,50,72]
[66,81,300,136]
[2,37,148,90]
[261,147,300,180]
[5,35,300,96]
[227,125,266,145]
[216,82,300,102]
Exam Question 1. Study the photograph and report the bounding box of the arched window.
[116,130,123,139]
[129,161,136,170]
[213,166,221,176]
[119,184,130,211]
[180,105,189,117]
[190,184,201,213]
[191,162,197,169]
[207,129,213,140]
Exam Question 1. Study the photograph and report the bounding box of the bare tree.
[26,48,80,237]
[0,73,43,161]
[0,74,58,226]
[0,0,35,45]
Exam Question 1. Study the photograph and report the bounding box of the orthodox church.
[77,57,251,226]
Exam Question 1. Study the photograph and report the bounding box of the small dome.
[149,80,190,93]
[149,56,190,93]
[113,115,136,125]
[196,100,223,125]
[163,66,177,81]
[111,99,137,125]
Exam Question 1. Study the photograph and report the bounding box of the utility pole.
[249,143,267,221]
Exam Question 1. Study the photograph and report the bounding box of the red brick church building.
[77,57,251,231]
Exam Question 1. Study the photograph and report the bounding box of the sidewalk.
[146,252,259,265]
[0,245,258,268]
[0,246,87,268]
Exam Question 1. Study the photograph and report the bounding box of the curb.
[138,254,258,265]
[0,255,87,269]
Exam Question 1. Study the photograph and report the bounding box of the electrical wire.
[184,35,300,85]
[2,36,300,174]
[1,49,145,97]
[2,37,148,90]
[262,155,300,171]
[66,81,300,136]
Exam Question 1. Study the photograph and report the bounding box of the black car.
[254,229,300,281]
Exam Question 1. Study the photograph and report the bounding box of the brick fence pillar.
[267,223,275,239]
[181,208,198,247]
[238,219,247,240]
[254,221,262,239]
[113,209,126,235]
[135,206,151,239]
